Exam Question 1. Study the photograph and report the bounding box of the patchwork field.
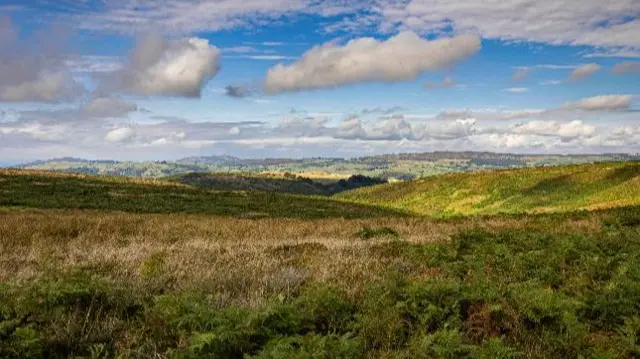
[0,163,639,358]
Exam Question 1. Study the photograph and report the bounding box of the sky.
[0,0,639,163]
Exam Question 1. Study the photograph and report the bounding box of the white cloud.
[612,62,640,74]
[608,125,640,145]
[103,34,220,97]
[583,48,640,58]
[503,87,528,93]
[539,80,562,86]
[370,116,416,140]
[569,63,601,81]
[377,1,640,49]
[105,127,135,143]
[84,97,138,118]
[511,120,596,139]
[0,71,80,103]
[73,0,363,34]
[422,118,477,140]
[264,32,480,92]
[564,95,634,111]
[0,17,81,102]
[486,134,546,149]
[557,121,596,139]
[335,117,367,139]
[228,55,296,60]
[65,56,125,73]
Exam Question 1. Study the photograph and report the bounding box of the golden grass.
[0,209,604,308]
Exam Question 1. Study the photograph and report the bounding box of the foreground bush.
[1,222,639,358]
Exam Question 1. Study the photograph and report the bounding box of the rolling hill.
[173,172,385,196]
[14,152,638,179]
[337,162,640,217]
[0,169,404,219]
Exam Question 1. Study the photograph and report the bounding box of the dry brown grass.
[0,209,605,308]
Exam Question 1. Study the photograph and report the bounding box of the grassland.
[338,162,640,217]
[0,169,402,219]
[0,165,639,358]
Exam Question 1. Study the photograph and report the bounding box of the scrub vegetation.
[0,163,638,358]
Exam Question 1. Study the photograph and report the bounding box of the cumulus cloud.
[564,95,634,111]
[569,63,601,81]
[264,32,480,92]
[370,116,416,140]
[422,118,477,140]
[511,120,596,139]
[0,16,81,102]
[486,134,546,149]
[335,116,367,139]
[103,34,220,97]
[612,62,640,74]
[105,127,135,143]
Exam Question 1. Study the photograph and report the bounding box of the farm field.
[0,163,639,358]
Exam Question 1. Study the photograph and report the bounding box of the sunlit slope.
[0,170,405,219]
[337,162,640,216]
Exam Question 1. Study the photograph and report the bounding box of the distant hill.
[337,162,640,217]
[12,152,639,180]
[174,172,386,196]
[0,169,403,219]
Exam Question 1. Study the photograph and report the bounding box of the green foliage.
[249,334,361,359]
[2,220,640,358]
[176,172,385,196]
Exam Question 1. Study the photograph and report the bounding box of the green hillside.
[173,172,385,196]
[0,170,404,219]
[337,162,640,217]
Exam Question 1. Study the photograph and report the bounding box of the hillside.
[174,172,385,196]
[14,152,638,179]
[337,162,640,217]
[0,169,404,219]
[1,168,640,358]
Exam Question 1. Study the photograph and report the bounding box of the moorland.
[0,161,639,358]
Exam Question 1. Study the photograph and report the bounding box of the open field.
[0,164,639,358]
[338,162,640,217]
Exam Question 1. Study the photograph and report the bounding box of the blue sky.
[0,0,639,162]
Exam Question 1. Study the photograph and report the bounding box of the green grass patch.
[0,170,407,219]
[337,162,640,217]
